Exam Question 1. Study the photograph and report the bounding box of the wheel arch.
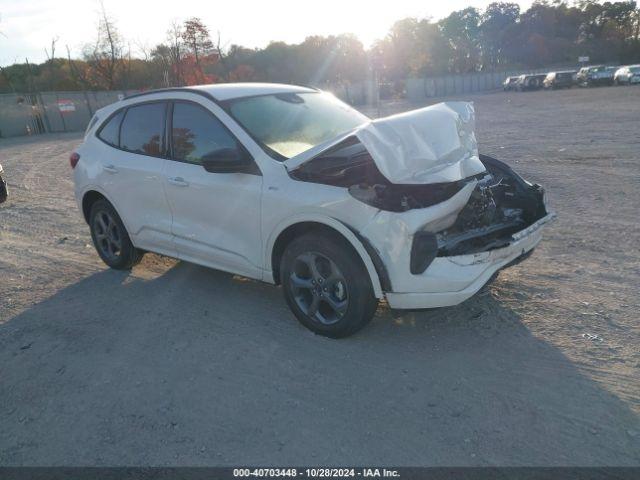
[80,188,130,234]
[267,216,385,299]
[81,189,109,224]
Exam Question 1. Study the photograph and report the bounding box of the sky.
[0,0,536,66]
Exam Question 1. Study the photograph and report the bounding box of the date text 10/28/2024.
[233,468,400,478]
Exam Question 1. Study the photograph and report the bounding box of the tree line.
[1,0,639,94]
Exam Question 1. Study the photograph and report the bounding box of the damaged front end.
[290,138,551,271]
[286,102,554,289]
[433,154,549,258]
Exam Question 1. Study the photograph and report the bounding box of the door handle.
[167,176,189,187]
[102,164,118,174]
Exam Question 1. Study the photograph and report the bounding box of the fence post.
[37,93,52,134]
[83,90,93,117]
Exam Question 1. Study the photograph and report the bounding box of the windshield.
[225,92,368,160]
[630,66,640,73]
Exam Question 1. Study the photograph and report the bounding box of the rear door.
[95,101,175,255]
[163,99,263,279]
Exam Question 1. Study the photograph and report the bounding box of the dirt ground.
[0,86,639,466]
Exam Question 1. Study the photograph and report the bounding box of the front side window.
[98,110,124,146]
[120,102,166,156]
[225,92,368,160]
[171,102,237,164]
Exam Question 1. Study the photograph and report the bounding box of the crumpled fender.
[284,102,487,185]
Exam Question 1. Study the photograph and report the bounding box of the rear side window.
[120,102,166,156]
[171,102,237,164]
[97,110,124,146]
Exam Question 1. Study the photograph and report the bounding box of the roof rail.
[123,87,222,106]
[123,83,321,106]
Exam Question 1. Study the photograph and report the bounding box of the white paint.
[73,84,552,312]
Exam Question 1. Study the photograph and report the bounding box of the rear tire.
[89,199,143,270]
[280,233,378,338]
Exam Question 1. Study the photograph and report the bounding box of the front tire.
[89,199,143,270]
[280,234,378,338]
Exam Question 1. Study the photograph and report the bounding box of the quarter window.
[171,102,237,164]
[98,110,124,147]
[120,102,166,156]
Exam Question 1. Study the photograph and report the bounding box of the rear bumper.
[386,212,556,309]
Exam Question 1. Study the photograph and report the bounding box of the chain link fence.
[0,67,575,139]
[0,90,137,139]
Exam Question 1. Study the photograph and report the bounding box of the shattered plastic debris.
[582,333,603,342]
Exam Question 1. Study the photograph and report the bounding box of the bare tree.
[66,45,92,89]
[213,30,230,80]
[44,37,58,61]
[166,20,184,86]
[43,37,59,90]
[83,1,126,89]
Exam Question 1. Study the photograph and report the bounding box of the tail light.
[69,152,80,169]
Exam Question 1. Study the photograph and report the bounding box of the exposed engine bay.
[435,154,547,256]
[289,137,548,258]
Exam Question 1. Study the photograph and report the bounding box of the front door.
[163,100,263,279]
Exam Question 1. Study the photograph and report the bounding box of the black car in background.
[544,71,576,89]
[0,164,7,204]
[516,74,546,91]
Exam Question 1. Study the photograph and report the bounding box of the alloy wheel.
[289,251,349,325]
[93,210,122,261]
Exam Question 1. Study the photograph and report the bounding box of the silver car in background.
[614,65,640,85]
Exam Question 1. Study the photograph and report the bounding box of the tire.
[280,233,378,338]
[89,199,143,270]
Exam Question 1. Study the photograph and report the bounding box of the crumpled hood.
[285,101,487,185]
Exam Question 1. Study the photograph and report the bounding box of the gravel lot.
[0,86,639,466]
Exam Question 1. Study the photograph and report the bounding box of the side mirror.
[201,147,252,174]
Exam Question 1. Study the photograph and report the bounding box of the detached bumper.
[386,212,556,309]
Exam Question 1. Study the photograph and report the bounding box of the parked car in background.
[503,76,519,91]
[577,65,616,86]
[516,74,546,91]
[614,65,640,85]
[0,163,7,204]
[71,83,554,338]
[543,71,575,89]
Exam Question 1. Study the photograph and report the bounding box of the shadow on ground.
[1,261,638,466]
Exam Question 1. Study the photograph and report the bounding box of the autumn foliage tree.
[2,0,640,94]
[181,17,214,83]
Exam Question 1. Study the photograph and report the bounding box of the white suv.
[72,83,554,338]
